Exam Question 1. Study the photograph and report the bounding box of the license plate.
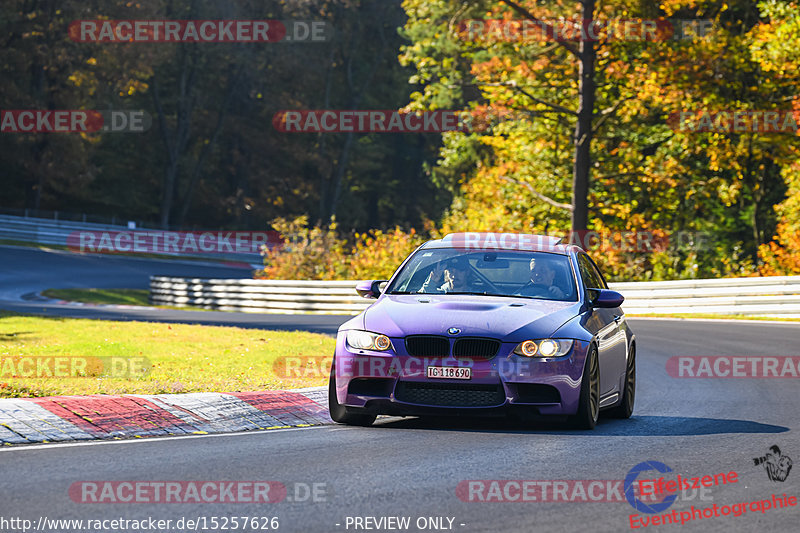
[426,366,471,380]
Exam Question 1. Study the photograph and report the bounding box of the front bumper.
[332,333,590,417]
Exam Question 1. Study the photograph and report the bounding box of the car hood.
[361,294,581,341]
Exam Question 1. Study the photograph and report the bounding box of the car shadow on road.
[372,415,789,436]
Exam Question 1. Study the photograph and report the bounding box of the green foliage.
[0,0,445,233]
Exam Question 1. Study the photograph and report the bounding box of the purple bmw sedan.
[329,232,635,430]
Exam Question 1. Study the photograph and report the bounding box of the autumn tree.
[400,0,800,279]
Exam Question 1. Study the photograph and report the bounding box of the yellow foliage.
[256,217,425,281]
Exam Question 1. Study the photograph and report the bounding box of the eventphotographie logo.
[753,446,793,482]
[625,461,678,514]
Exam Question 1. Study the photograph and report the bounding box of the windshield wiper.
[447,292,568,301]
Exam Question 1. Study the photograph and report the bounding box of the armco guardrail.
[0,214,263,264]
[0,214,138,247]
[610,276,800,317]
[149,278,372,314]
[149,275,800,317]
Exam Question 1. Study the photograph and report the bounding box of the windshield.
[387,248,578,301]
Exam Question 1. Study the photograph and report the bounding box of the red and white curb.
[0,387,330,445]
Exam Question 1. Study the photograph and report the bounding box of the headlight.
[513,339,573,357]
[346,330,393,351]
[517,340,538,357]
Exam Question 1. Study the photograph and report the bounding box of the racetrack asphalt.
[0,244,798,532]
[0,245,347,334]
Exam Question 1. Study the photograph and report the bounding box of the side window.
[586,256,609,289]
[578,254,603,290]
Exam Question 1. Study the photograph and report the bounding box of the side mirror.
[355,280,387,299]
[588,289,624,308]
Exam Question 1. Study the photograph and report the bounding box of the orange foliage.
[758,220,800,276]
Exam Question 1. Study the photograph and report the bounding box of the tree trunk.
[152,51,196,229]
[329,130,357,218]
[317,48,335,224]
[319,3,388,221]
[571,0,597,233]
[176,67,239,228]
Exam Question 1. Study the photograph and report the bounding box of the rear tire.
[606,344,635,419]
[328,361,376,427]
[569,344,599,430]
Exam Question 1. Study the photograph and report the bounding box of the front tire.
[328,361,376,426]
[606,344,635,419]
[569,344,600,430]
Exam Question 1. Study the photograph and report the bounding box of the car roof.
[420,232,582,255]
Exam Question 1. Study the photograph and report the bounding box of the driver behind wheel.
[517,257,566,299]
[438,256,474,293]
[418,257,472,293]
[417,260,448,293]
